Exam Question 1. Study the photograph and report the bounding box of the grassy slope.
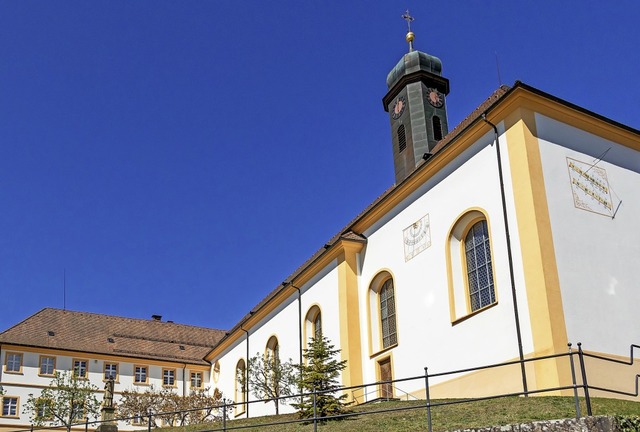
[161,397,640,432]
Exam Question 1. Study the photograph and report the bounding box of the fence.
[13,342,640,432]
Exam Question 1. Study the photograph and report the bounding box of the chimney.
[151,315,162,321]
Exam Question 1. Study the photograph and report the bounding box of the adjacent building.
[0,309,225,431]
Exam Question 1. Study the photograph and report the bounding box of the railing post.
[568,343,581,420]
[222,401,227,432]
[577,343,592,416]
[85,417,89,432]
[147,408,153,432]
[424,367,432,432]
[313,386,318,432]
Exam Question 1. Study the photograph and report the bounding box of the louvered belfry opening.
[398,125,407,152]
[432,116,443,141]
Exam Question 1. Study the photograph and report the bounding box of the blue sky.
[1,2,639,332]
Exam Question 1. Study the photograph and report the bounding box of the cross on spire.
[401,10,416,52]
[402,10,414,32]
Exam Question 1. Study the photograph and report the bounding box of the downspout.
[289,284,303,367]
[482,114,529,395]
[0,344,3,388]
[240,327,249,417]
[290,283,304,402]
[182,363,187,396]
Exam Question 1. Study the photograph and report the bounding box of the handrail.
[12,342,640,432]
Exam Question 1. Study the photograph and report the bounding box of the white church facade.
[2,28,640,429]
[205,44,640,417]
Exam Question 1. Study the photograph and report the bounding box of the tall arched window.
[446,209,498,322]
[235,359,246,414]
[379,279,397,349]
[266,336,279,360]
[465,220,495,311]
[368,272,399,354]
[304,306,322,344]
[313,312,322,339]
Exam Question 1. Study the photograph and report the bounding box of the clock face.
[392,96,406,119]
[426,88,444,108]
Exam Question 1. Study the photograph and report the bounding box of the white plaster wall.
[358,130,534,395]
[211,339,250,419]
[299,264,341,354]
[212,261,340,418]
[536,114,640,356]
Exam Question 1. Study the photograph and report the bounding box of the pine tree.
[293,336,349,420]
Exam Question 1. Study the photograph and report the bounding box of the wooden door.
[378,358,393,400]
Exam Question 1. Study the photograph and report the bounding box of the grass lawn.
[158,396,640,432]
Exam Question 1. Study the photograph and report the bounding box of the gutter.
[240,326,249,418]
[183,363,187,396]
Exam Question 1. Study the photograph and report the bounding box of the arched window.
[465,220,495,311]
[235,359,246,414]
[379,279,397,349]
[446,210,498,322]
[313,312,322,339]
[266,336,279,361]
[212,361,220,383]
[304,306,322,343]
[368,272,399,354]
[432,116,443,141]
[398,125,407,153]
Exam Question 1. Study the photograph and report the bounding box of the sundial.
[567,157,616,217]
[403,214,431,261]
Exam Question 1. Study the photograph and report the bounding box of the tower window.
[398,125,407,153]
[432,116,443,141]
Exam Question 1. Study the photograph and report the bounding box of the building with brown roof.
[0,308,225,431]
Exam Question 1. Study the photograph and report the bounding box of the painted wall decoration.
[403,214,431,261]
[567,157,613,217]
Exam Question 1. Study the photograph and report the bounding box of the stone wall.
[452,416,619,432]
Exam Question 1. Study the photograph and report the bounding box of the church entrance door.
[378,357,393,400]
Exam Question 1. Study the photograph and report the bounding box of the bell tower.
[383,12,450,184]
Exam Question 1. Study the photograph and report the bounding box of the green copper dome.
[386,50,443,89]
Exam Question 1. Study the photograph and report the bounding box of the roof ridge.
[34,307,225,333]
[111,333,217,347]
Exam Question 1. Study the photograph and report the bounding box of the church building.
[204,26,640,417]
[2,20,640,429]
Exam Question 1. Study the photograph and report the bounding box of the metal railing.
[351,383,419,404]
[12,342,640,432]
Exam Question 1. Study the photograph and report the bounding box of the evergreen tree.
[293,336,348,420]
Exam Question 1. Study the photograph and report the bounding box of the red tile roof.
[0,308,225,365]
